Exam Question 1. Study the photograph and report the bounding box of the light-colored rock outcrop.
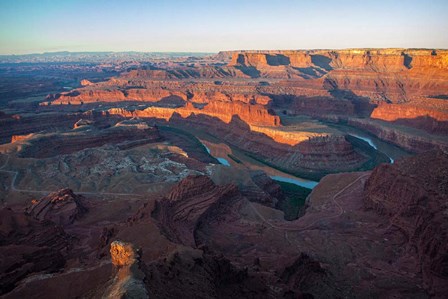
[104,241,148,298]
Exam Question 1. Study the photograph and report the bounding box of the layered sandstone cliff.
[45,88,187,105]
[153,175,242,247]
[296,135,360,169]
[228,49,448,103]
[370,101,448,134]
[107,100,280,127]
[347,118,448,153]
[190,91,272,105]
[0,113,82,145]
[229,49,448,72]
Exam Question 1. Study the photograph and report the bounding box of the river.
[216,157,231,166]
[202,142,232,167]
[269,175,318,189]
[329,123,411,163]
[200,140,318,189]
[349,134,394,163]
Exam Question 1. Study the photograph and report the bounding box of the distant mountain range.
[0,51,214,63]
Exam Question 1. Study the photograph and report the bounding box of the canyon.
[0,49,447,298]
[38,49,448,154]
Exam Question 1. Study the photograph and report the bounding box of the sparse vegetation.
[227,154,242,164]
[274,180,311,221]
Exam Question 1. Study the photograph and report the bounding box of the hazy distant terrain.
[0,51,213,63]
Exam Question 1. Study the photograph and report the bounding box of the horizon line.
[1,47,448,56]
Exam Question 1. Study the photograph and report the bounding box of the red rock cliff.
[108,101,280,127]
[228,49,448,102]
[370,101,448,134]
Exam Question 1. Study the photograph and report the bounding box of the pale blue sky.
[1,0,447,54]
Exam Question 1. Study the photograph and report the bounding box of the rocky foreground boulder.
[103,240,148,299]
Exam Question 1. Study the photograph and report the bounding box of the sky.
[0,0,447,54]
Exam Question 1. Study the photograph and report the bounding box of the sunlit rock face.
[107,100,280,127]
[105,240,148,299]
[110,240,138,267]
[80,79,93,86]
[227,49,448,130]
[370,102,448,134]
